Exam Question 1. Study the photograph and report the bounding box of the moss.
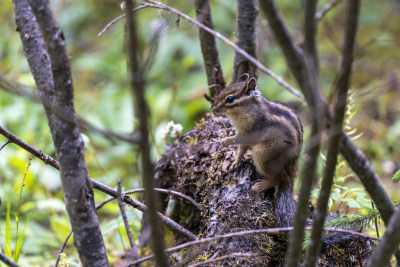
[155,116,375,266]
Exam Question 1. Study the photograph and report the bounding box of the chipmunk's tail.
[274,185,296,227]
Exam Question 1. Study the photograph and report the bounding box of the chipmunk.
[204,73,303,226]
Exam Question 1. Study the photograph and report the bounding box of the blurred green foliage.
[0,0,400,265]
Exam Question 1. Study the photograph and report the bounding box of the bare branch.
[194,0,226,96]
[54,231,72,267]
[0,76,140,144]
[340,134,396,224]
[117,180,140,260]
[232,0,258,81]
[304,1,362,265]
[98,4,152,37]
[0,252,21,267]
[304,0,319,70]
[125,1,168,264]
[77,117,141,144]
[55,185,202,266]
[96,188,202,211]
[0,126,198,241]
[14,0,110,263]
[0,140,11,151]
[125,227,378,266]
[0,126,60,169]
[101,0,304,100]
[315,0,343,22]
[366,209,400,267]
[146,0,305,100]
[260,0,326,264]
[285,121,321,267]
[187,253,255,267]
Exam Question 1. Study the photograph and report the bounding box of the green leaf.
[330,191,341,201]
[341,198,361,209]
[5,201,12,257]
[14,216,29,263]
[392,169,400,183]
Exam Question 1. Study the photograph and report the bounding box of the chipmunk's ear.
[237,73,249,83]
[203,94,215,104]
[246,77,257,93]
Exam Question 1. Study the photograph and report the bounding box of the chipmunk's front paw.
[252,180,274,192]
[222,137,235,146]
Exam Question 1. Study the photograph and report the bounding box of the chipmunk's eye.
[225,95,235,103]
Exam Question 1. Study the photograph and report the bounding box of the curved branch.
[0,76,140,144]
[117,180,139,260]
[125,0,168,265]
[97,0,305,100]
[15,0,110,264]
[304,0,362,265]
[366,209,400,267]
[0,126,198,242]
[125,227,378,266]
[97,188,202,210]
[0,252,21,267]
[315,0,343,22]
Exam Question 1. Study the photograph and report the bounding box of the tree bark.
[13,0,110,265]
[366,209,400,267]
[194,0,226,96]
[155,115,375,266]
[232,0,259,82]
[304,0,361,265]
[125,0,169,265]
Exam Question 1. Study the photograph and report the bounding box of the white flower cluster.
[160,121,183,139]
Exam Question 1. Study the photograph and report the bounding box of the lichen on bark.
[155,115,375,266]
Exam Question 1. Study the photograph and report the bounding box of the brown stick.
[232,0,258,81]
[117,180,140,260]
[194,0,226,96]
[0,126,198,241]
[303,0,362,265]
[0,252,21,267]
[98,0,305,100]
[124,227,378,266]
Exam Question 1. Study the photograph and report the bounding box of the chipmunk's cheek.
[212,106,224,115]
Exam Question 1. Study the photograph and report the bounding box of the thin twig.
[96,188,202,210]
[125,0,168,265]
[0,75,140,144]
[0,126,59,169]
[0,126,198,241]
[117,179,140,260]
[98,3,154,37]
[0,252,21,267]
[284,0,323,264]
[315,0,343,22]
[303,0,362,265]
[124,226,378,266]
[0,140,11,151]
[366,209,400,267]
[372,202,380,238]
[98,0,305,100]
[304,0,319,70]
[147,0,305,100]
[54,231,72,267]
[356,233,364,267]
[187,253,255,267]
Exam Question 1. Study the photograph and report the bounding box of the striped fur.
[211,74,303,226]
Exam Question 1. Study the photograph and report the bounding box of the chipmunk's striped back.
[205,73,303,226]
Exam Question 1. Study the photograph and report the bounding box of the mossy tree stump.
[155,115,374,266]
